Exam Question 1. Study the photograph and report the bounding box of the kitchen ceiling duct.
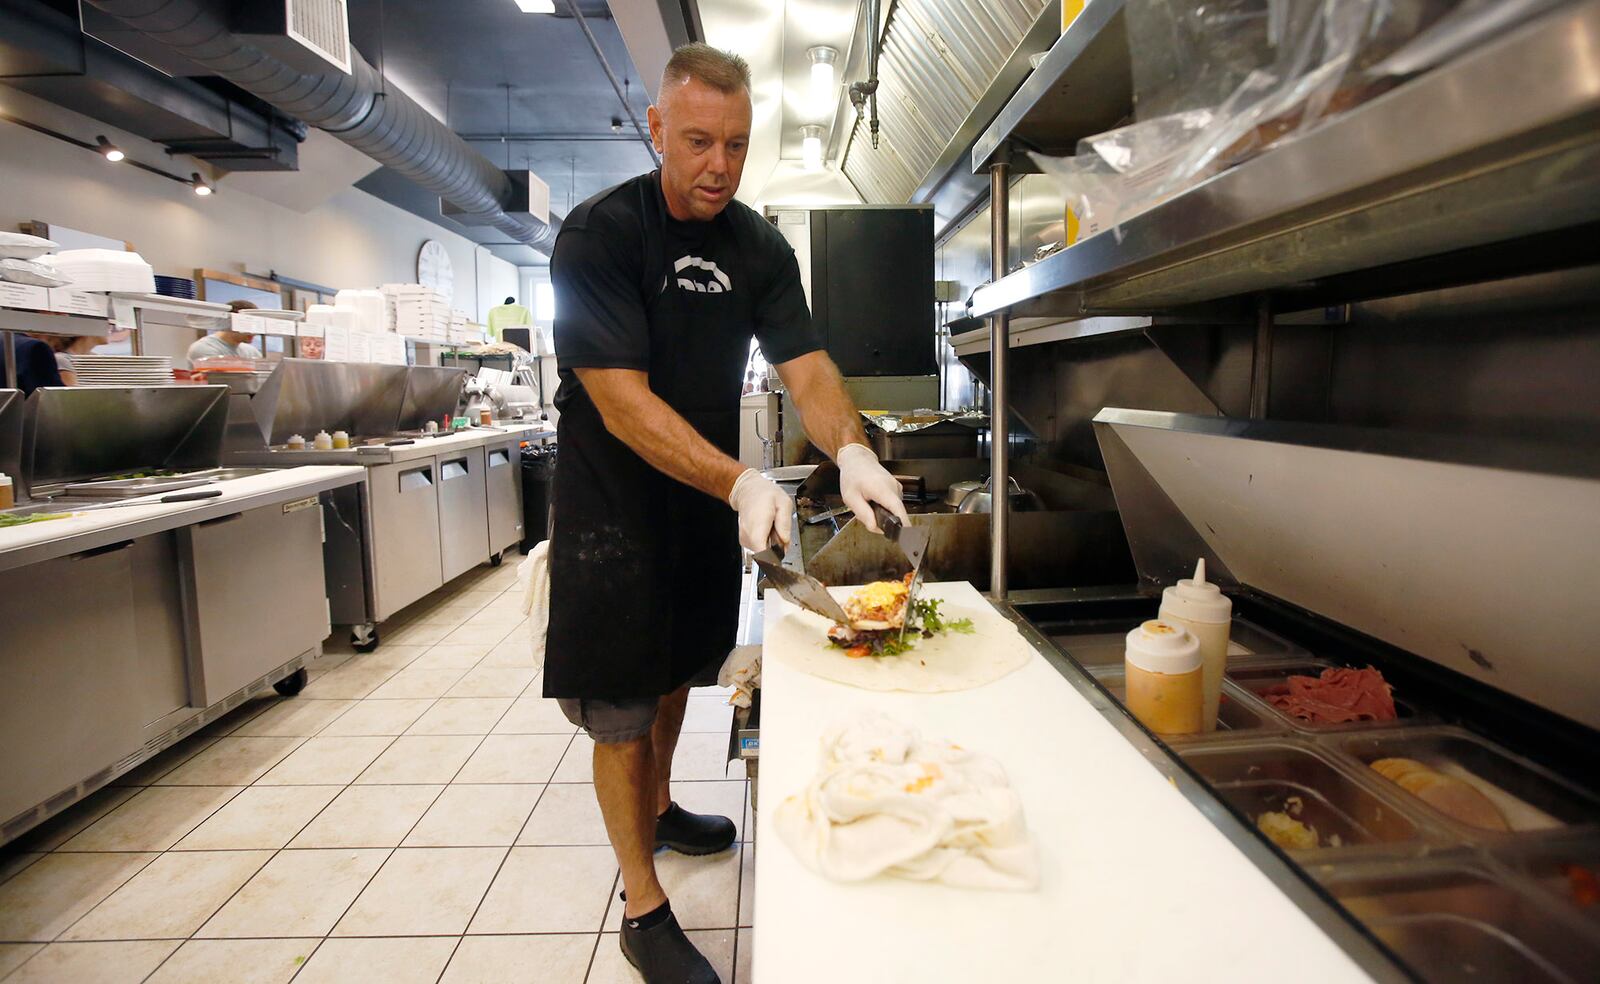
[80,0,559,252]
[842,0,1047,204]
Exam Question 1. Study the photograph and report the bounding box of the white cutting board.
[753,581,1372,984]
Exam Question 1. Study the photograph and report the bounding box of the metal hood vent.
[81,0,559,252]
[842,0,1048,204]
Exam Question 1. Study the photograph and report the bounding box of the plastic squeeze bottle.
[1124,620,1204,736]
[1160,559,1233,732]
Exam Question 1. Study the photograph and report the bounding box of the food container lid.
[1125,619,1201,674]
[1160,558,1233,624]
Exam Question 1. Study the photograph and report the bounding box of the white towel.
[717,646,762,709]
[519,540,550,666]
[775,714,1039,892]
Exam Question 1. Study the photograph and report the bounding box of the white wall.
[0,86,518,322]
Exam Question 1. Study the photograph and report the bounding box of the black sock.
[626,900,672,931]
[657,802,678,820]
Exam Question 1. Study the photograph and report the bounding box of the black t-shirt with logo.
[551,170,821,416]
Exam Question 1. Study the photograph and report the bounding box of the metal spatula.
[752,539,851,624]
[873,506,932,644]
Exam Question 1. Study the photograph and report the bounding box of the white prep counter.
[754,581,1375,983]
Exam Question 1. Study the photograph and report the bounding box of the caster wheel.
[490,551,505,567]
[273,667,308,697]
[351,625,379,653]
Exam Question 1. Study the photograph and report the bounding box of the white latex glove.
[837,443,909,534]
[728,468,793,553]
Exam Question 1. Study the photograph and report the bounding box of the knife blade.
[875,508,932,645]
[752,541,850,624]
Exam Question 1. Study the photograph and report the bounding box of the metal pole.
[2,330,17,389]
[988,157,1011,599]
[568,2,660,167]
[1249,295,1272,419]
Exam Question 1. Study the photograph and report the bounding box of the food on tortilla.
[843,573,912,630]
[1263,666,1397,724]
[1370,757,1510,831]
[825,576,973,659]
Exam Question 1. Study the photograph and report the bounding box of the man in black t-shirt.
[546,43,908,982]
[1,335,64,394]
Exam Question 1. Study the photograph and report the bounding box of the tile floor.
[0,561,758,983]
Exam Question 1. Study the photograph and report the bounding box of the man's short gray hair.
[661,42,751,95]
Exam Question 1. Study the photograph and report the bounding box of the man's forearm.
[776,352,867,459]
[575,368,747,501]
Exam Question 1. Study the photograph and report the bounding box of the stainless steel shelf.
[969,0,1600,319]
[970,0,1130,174]
[950,314,1149,356]
[0,306,106,337]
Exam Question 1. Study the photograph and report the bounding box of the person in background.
[1,335,63,394]
[35,334,107,386]
[486,294,533,342]
[186,299,264,363]
[740,369,756,396]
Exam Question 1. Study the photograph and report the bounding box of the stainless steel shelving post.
[988,149,1011,598]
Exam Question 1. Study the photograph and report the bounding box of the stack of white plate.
[39,249,157,294]
[70,354,174,386]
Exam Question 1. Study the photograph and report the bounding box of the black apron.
[543,181,753,699]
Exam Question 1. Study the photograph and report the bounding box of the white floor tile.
[145,938,318,984]
[517,783,608,846]
[455,734,571,784]
[736,928,752,983]
[228,698,355,738]
[7,787,138,852]
[468,846,617,935]
[318,698,435,736]
[355,735,481,784]
[292,936,456,984]
[441,621,518,648]
[478,638,540,668]
[493,695,574,735]
[681,697,736,734]
[383,621,458,647]
[440,934,594,984]
[0,944,42,978]
[333,846,506,936]
[61,850,271,941]
[60,786,240,852]
[289,785,443,848]
[403,785,544,847]
[173,786,341,851]
[739,843,755,928]
[255,736,393,785]
[0,852,156,942]
[153,737,301,786]
[367,666,469,700]
[340,647,431,675]
[446,666,537,698]
[553,734,596,783]
[299,665,398,700]
[3,940,178,984]
[0,853,44,886]
[196,849,389,938]
[406,697,514,735]
[114,739,218,785]
[671,733,742,781]
[408,642,493,669]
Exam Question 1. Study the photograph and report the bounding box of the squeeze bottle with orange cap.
[1159,559,1233,732]
[1124,620,1203,736]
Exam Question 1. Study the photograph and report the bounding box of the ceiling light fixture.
[611,117,623,134]
[95,135,125,162]
[191,172,214,197]
[513,0,556,12]
[807,46,838,114]
[801,125,824,171]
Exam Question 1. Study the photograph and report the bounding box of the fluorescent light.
[808,46,837,114]
[801,125,824,171]
[513,0,556,11]
[95,135,124,162]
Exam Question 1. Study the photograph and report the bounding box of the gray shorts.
[557,657,723,744]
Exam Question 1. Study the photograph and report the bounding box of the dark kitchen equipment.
[521,443,556,551]
[753,538,850,624]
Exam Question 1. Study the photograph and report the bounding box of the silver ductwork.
[81,0,559,252]
[842,0,1048,204]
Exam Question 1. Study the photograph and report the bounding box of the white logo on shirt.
[673,255,732,294]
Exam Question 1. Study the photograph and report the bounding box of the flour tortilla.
[768,580,1035,693]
